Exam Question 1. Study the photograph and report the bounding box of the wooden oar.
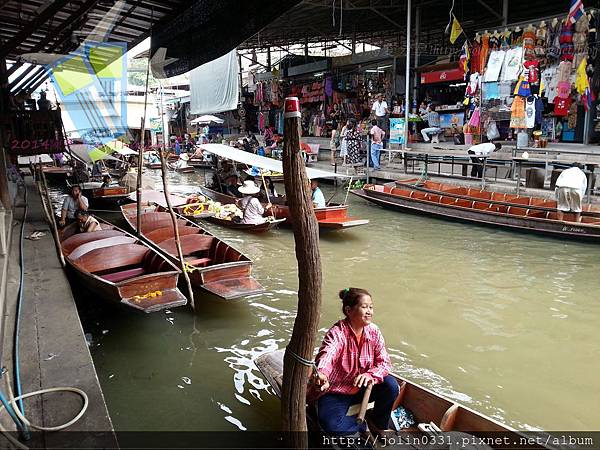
[259,170,276,219]
[356,381,373,424]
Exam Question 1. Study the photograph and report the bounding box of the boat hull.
[204,216,285,233]
[352,187,600,241]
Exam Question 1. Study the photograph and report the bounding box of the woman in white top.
[238,181,272,225]
[339,120,349,165]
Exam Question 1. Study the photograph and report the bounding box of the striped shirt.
[309,319,391,402]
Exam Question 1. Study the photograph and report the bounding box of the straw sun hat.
[238,180,260,195]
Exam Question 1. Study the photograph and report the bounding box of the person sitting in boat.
[237,181,272,225]
[148,152,160,164]
[76,209,101,233]
[310,288,398,437]
[467,142,502,178]
[174,153,190,170]
[100,175,111,189]
[311,179,326,208]
[224,174,243,198]
[59,185,88,227]
[555,163,588,222]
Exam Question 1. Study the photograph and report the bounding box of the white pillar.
[403,0,412,150]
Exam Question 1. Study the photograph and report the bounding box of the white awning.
[190,115,224,125]
[200,144,350,179]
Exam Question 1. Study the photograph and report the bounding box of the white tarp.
[200,144,351,179]
[190,49,239,115]
[190,115,225,125]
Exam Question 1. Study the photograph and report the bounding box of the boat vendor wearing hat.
[238,181,272,225]
[174,152,190,170]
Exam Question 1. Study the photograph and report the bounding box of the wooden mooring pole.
[280,97,322,448]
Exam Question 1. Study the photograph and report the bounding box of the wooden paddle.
[356,381,373,424]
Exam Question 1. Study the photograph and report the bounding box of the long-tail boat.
[199,144,369,231]
[59,221,187,312]
[179,187,285,233]
[395,178,600,218]
[352,182,600,241]
[76,181,130,207]
[255,350,542,448]
[121,203,264,300]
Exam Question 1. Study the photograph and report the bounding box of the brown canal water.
[52,169,600,432]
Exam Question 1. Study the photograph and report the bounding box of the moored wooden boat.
[145,162,162,169]
[395,178,600,218]
[203,215,285,233]
[42,165,73,181]
[59,221,187,312]
[352,183,600,241]
[255,350,534,448]
[189,158,213,169]
[200,186,368,231]
[174,166,195,173]
[120,203,264,300]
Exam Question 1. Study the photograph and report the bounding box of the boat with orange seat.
[121,203,264,300]
[352,182,600,241]
[395,178,600,218]
[59,221,187,312]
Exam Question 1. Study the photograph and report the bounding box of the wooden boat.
[395,178,600,218]
[59,221,187,312]
[176,189,285,233]
[145,162,162,169]
[199,186,368,231]
[42,165,73,181]
[255,350,532,448]
[189,158,213,169]
[120,203,264,300]
[173,165,195,173]
[352,183,600,241]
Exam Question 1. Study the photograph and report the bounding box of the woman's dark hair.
[339,287,371,316]
[347,118,357,130]
[75,209,89,219]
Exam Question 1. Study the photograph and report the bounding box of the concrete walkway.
[0,179,117,448]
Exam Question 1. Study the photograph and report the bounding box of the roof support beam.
[370,7,403,29]
[12,67,45,94]
[26,72,49,94]
[474,0,503,21]
[0,0,71,59]
[7,64,35,90]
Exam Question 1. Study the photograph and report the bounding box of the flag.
[459,41,470,77]
[576,58,595,110]
[449,15,463,44]
[568,0,585,24]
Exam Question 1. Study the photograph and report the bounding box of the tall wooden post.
[158,148,195,311]
[281,97,322,448]
[136,48,152,237]
[0,57,12,210]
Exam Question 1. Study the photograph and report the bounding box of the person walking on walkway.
[369,119,385,170]
[371,94,389,131]
[344,119,363,171]
[555,163,588,222]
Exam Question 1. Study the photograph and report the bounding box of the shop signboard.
[389,118,406,145]
[439,112,464,128]
[150,118,163,133]
[420,68,463,84]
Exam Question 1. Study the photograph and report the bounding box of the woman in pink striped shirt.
[311,288,399,436]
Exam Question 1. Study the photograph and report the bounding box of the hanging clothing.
[535,96,544,126]
[541,65,559,103]
[471,41,482,74]
[466,72,480,96]
[468,107,481,128]
[560,21,575,62]
[525,96,536,128]
[554,96,572,117]
[501,47,523,81]
[510,96,527,129]
[514,76,531,97]
[483,50,506,82]
[523,60,540,84]
[480,34,490,72]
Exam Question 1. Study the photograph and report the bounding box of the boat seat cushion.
[101,267,145,283]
